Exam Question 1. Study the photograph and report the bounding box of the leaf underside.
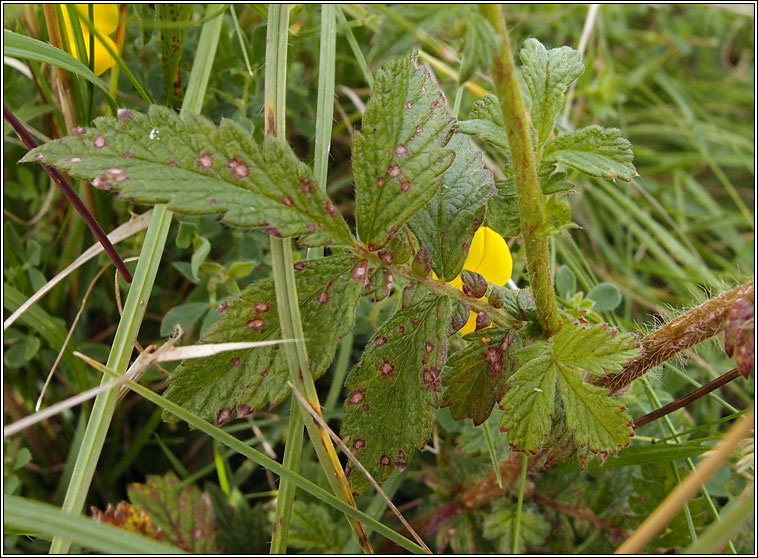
[341,290,452,493]
[353,51,456,249]
[163,254,363,425]
[408,133,496,280]
[22,105,352,247]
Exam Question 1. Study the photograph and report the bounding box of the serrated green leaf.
[22,105,352,248]
[556,364,633,465]
[454,94,511,151]
[342,291,451,492]
[553,319,640,377]
[163,255,363,424]
[541,125,636,181]
[519,38,584,149]
[441,328,513,425]
[487,176,521,238]
[353,52,455,249]
[501,319,639,457]
[499,343,557,454]
[482,501,551,554]
[408,134,496,280]
[459,14,497,84]
[160,302,209,337]
[587,282,622,312]
[127,473,218,553]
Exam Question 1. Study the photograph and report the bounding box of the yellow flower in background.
[60,4,119,76]
[450,226,513,335]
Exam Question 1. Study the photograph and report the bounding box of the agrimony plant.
[23,36,638,491]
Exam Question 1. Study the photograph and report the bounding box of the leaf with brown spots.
[441,327,516,425]
[21,105,353,247]
[341,290,452,493]
[408,133,496,280]
[126,473,218,554]
[353,51,455,249]
[163,255,364,423]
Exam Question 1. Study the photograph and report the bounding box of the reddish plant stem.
[4,106,133,283]
[597,281,754,395]
[633,367,743,428]
[480,4,562,335]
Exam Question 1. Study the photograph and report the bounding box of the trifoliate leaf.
[163,255,363,424]
[486,176,520,238]
[499,343,557,454]
[459,13,497,84]
[586,282,622,312]
[22,105,352,247]
[501,318,640,457]
[127,473,218,553]
[519,38,584,149]
[482,501,551,554]
[454,94,510,151]
[353,52,455,249]
[441,327,514,425]
[408,134,496,280]
[341,291,451,493]
[541,125,636,182]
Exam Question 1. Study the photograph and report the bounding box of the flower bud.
[461,270,488,299]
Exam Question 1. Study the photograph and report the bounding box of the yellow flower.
[60,4,119,76]
[449,226,513,335]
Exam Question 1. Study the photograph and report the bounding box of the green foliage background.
[3,4,754,554]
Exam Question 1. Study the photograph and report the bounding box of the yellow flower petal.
[76,4,119,35]
[450,226,513,335]
[61,4,118,76]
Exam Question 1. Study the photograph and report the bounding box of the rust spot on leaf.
[216,407,232,426]
[379,455,391,466]
[246,318,265,331]
[254,301,270,313]
[387,164,402,178]
[400,181,411,192]
[379,361,395,377]
[375,336,387,347]
[197,152,214,169]
[316,290,330,304]
[117,108,132,122]
[281,195,294,207]
[324,200,339,218]
[348,389,365,405]
[237,404,252,418]
[93,135,107,149]
[395,144,408,156]
[228,157,249,179]
[299,178,314,193]
[353,439,365,450]
[293,261,308,271]
[230,357,241,366]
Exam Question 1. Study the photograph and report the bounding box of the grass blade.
[4,495,186,554]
